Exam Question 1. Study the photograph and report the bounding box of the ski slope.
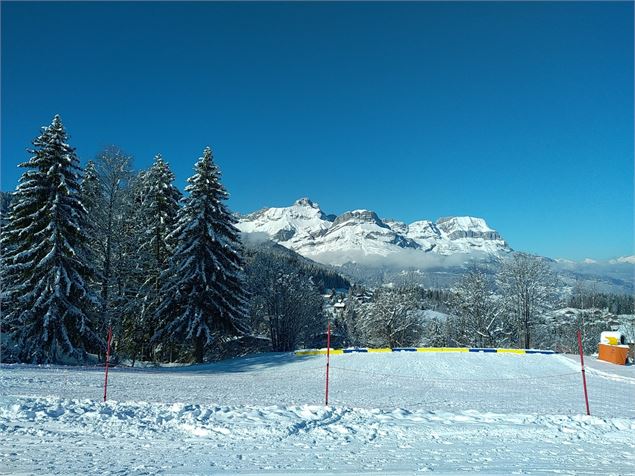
[1,352,634,474]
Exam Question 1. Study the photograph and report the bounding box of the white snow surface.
[2,352,634,474]
[420,309,450,321]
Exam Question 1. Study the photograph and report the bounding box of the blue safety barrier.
[295,347,558,356]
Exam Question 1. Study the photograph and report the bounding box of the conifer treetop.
[152,146,248,362]
[1,114,102,363]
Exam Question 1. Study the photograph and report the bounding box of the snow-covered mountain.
[237,198,510,266]
[610,256,635,265]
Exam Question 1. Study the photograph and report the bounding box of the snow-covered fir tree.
[153,147,248,362]
[118,155,181,364]
[79,160,103,291]
[0,115,102,363]
[138,154,182,290]
[0,191,13,230]
[79,160,100,218]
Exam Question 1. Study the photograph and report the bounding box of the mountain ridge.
[237,197,511,266]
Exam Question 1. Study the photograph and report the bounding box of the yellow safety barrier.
[497,349,526,354]
[416,347,468,353]
[294,350,321,356]
[295,349,343,356]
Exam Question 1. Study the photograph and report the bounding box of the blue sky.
[2,2,633,260]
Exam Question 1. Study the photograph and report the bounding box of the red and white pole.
[577,329,590,416]
[103,326,113,402]
[325,320,331,406]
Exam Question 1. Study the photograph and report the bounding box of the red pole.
[103,326,112,402]
[577,329,590,416]
[325,320,331,406]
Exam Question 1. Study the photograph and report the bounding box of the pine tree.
[139,154,182,290]
[0,115,102,363]
[79,160,100,219]
[79,160,103,294]
[0,192,13,230]
[153,147,248,362]
[121,155,181,363]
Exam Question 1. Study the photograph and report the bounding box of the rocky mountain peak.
[436,216,502,241]
[293,197,319,209]
[331,209,387,228]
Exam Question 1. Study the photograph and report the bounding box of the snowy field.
[1,352,634,475]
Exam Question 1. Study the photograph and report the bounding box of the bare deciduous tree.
[89,146,134,313]
[496,253,559,349]
[246,248,324,352]
[450,268,503,348]
[357,287,424,348]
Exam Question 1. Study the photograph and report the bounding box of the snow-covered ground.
[1,352,634,474]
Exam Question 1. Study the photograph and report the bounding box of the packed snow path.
[1,352,634,474]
